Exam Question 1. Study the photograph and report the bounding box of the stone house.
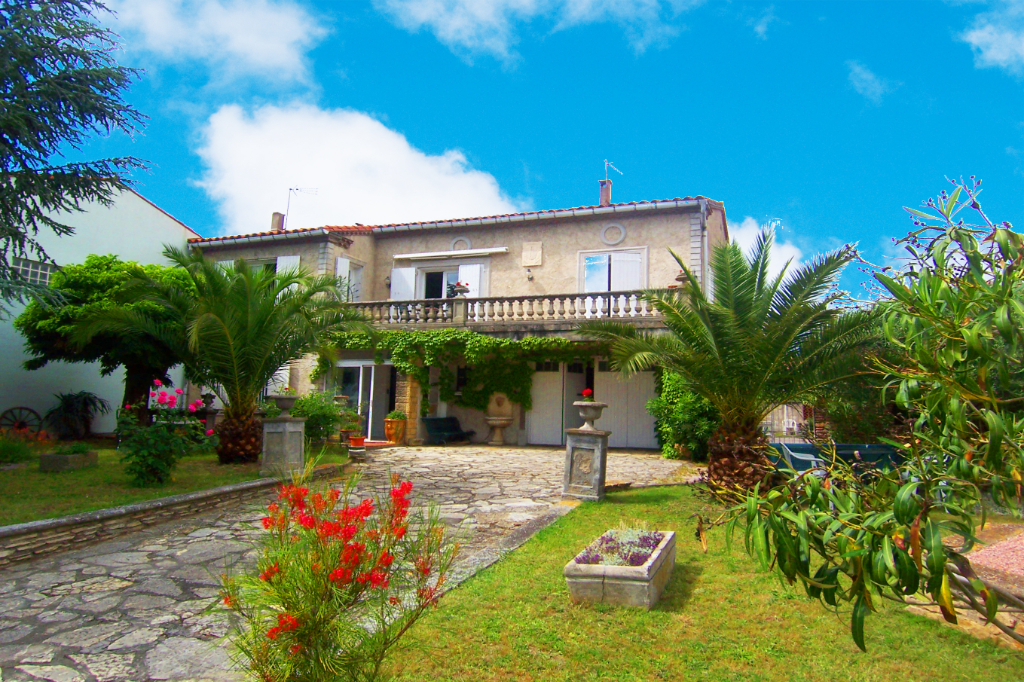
[188,182,729,448]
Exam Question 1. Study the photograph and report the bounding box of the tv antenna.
[604,160,623,181]
[284,187,318,230]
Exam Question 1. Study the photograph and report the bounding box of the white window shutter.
[335,257,351,300]
[349,265,363,302]
[269,364,291,392]
[610,251,643,291]
[458,263,482,297]
[389,267,416,301]
[276,255,301,273]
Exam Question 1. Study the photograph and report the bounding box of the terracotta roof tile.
[188,196,722,245]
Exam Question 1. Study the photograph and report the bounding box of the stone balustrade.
[350,290,660,328]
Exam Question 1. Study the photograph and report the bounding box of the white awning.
[392,247,508,260]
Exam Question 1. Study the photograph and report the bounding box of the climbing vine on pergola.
[319,328,607,414]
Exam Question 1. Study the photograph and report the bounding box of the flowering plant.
[222,470,457,682]
[118,381,217,485]
[580,387,595,402]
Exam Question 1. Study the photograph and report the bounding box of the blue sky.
[85,0,1024,294]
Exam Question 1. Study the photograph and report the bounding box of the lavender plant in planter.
[563,529,676,609]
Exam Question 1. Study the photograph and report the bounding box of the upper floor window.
[12,257,55,286]
[579,247,647,293]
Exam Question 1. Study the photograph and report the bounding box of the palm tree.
[581,231,878,492]
[83,247,364,464]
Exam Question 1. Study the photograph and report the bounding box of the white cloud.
[107,0,327,81]
[845,60,895,104]
[750,5,778,40]
[961,1,1024,75]
[729,217,803,281]
[196,103,524,235]
[374,0,705,62]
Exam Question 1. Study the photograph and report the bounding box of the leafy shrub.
[385,410,407,420]
[45,391,110,440]
[0,437,34,464]
[645,372,720,461]
[118,385,216,486]
[339,407,362,431]
[221,472,457,682]
[291,391,345,443]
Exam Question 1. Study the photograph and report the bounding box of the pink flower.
[200,419,207,424]
[153,379,162,387]
[175,388,184,395]
[168,396,178,407]
[150,392,157,398]
[159,390,167,397]
[188,405,197,413]
[157,395,168,405]
[206,429,215,436]
[124,404,131,410]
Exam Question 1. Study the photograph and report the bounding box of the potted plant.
[574,388,607,430]
[384,410,407,444]
[451,280,471,297]
[39,441,98,472]
[267,388,298,417]
[563,529,676,610]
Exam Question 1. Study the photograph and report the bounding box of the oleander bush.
[221,470,457,682]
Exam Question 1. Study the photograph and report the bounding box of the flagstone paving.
[0,446,685,682]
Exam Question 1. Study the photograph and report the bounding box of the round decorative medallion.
[600,224,626,246]
[450,236,472,250]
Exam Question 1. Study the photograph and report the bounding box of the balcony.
[349,290,664,335]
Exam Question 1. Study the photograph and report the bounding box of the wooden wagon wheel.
[0,407,42,432]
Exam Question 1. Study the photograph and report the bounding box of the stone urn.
[574,401,607,431]
[452,282,471,297]
[384,419,407,445]
[201,393,216,410]
[269,394,298,417]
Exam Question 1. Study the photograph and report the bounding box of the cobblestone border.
[0,464,344,569]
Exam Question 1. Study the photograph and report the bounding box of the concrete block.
[564,531,676,610]
[39,451,98,472]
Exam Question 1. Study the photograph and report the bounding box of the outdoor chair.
[420,416,475,445]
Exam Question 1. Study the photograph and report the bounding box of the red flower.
[329,567,353,584]
[259,563,280,581]
[414,556,432,577]
[266,627,280,640]
[289,644,302,656]
[377,551,394,568]
[277,612,299,632]
[581,388,593,398]
[206,429,215,436]
[389,596,400,605]
[297,513,316,529]
[153,379,162,387]
[223,594,237,608]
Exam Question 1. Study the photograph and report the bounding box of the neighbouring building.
[188,182,729,448]
[0,190,200,434]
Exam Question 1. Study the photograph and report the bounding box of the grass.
[0,441,349,527]
[389,486,1023,682]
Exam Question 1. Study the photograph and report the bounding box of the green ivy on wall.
[319,328,606,414]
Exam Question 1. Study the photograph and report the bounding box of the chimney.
[599,179,612,207]
[270,212,285,232]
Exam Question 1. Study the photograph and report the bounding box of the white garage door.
[594,362,659,449]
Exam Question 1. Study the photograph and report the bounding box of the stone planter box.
[40,450,98,472]
[564,530,676,610]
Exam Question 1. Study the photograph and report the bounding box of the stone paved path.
[0,446,682,682]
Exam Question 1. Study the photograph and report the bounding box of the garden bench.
[420,416,475,445]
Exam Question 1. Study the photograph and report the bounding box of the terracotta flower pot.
[384,419,406,445]
[349,435,365,447]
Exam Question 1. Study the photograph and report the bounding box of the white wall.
[0,190,197,433]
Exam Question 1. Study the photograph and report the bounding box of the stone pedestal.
[563,428,610,501]
[261,417,306,477]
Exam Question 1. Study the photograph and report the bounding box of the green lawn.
[390,486,1022,682]
[0,443,348,527]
